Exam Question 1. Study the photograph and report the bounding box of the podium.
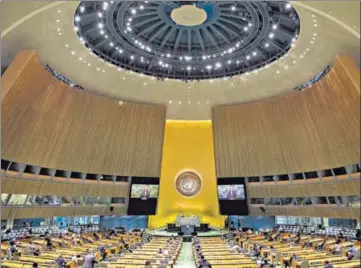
[175,215,201,227]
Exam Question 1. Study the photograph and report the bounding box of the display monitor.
[217,177,249,215]
[127,177,160,215]
[130,184,159,199]
[218,184,245,200]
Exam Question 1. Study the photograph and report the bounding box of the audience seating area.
[1,228,182,268]
[2,226,360,268]
[192,237,258,268]
[231,230,360,268]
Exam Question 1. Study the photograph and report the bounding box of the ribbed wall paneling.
[1,50,166,177]
[212,55,360,177]
[1,206,126,220]
[247,178,360,198]
[249,205,360,220]
[1,176,129,197]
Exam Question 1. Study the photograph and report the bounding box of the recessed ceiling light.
[65,44,69,47]
[206,101,210,104]
[276,70,280,74]
[75,16,81,22]
[71,51,76,55]
[58,9,62,13]
[244,27,249,31]
[293,60,296,64]
[269,32,275,39]
[285,3,292,9]
[197,101,200,104]
[264,43,270,48]
[300,55,304,58]
[178,101,181,104]
[231,6,236,11]
[98,12,103,18]
[169,100,172,104]
[272,24,277,30]
[188,101,191,104]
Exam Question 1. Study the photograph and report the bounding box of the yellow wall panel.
[149,121,225,229]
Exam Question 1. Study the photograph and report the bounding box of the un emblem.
[175,171,202,197]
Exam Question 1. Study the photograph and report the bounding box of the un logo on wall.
[175,171,202,197]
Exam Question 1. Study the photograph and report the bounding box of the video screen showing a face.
[131,184,159,199]
[218,184,245,200]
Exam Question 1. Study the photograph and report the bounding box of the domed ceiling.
[74,1,300,80]
[1,1,360,120]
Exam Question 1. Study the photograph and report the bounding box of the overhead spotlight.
[130,55,135,60]
[98,12,103,18]
[131,9,136,14]
[166,54,171,58]
[285,3,292,9]
[227,60,232,64]
[215,62,222,68]
[140,5,144,9]
[269,32,275,39]
[231,6,236,11]
[264,43,270,48]
[80,6,85,13]
[187,66,192,71]
[98,23,104,28]
[272,24,278,30]
[206,65,212,70]
[109,42,114,47]
[246,55,251,60]
[100,30,105,35]
[252,51,257,56]
[202,55,207,60]
[244,27,249,31]
[75,16,81,22]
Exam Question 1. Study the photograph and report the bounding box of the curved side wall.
[1,50,166,177]
[212,55,360,177]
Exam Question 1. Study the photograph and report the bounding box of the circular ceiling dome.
[74,1,300,81]
[171,5,207,26]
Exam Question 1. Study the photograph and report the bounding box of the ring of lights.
[74,1,300,81]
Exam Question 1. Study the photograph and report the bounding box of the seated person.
[284,253,297,268]
[29,241,41,256]
[198,255,211,268]
[332,243,341,255]
[347,245,357,260]
[32,262,39,268]
[83,250,97,268]
[144,260,152,268]
[10,241,19,256]
[324,261,334,268]
[55,255,66,267]
[317,239,327,251]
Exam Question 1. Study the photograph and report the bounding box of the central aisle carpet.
[175,242,196,268]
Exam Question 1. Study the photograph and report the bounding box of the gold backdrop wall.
[148,120,225,229]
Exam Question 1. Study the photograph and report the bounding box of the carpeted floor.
[175,242,196,268]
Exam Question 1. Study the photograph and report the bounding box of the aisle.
[175,242,196,268]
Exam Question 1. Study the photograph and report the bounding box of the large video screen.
[131,184,159,199]
[218,184,245,200]
[127,177,160,215]
[218,178,249,215]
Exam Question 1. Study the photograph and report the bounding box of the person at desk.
[83,250,97,268]
[55,254,66,267]
[324,261,334,268]
[347,245,357,260]
[198,255,211,268]
[227,186,237,199]
[284,253,297,268]
[140,185,150,199]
